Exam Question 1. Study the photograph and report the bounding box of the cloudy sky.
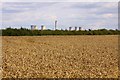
[1,2,118,30]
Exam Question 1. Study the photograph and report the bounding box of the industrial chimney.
[55,20,57,30]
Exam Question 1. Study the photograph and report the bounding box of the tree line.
[1,27,120,36]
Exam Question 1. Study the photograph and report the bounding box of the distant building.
[75,27,77,31]
[79,27,82,30]
[31,25,37,30]
[69,27,72,31]
[41,25,46,30]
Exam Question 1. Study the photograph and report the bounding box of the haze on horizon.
[1,2,118,30]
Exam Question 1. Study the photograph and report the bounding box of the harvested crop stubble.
[2,35,118,78]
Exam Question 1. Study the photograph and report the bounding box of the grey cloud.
[2,2,57,13]
[69,2,102,9]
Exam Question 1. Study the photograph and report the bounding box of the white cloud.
[102,13,114,18]
[102,2,118,8]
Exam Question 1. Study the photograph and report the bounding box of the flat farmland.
[2,35,119,78]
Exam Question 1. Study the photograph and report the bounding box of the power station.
[30,21,82,31]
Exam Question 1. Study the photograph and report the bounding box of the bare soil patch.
[2,35,118,78]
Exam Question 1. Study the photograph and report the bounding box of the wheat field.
[2,35,119,78]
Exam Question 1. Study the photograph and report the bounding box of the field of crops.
[2,35,119,78]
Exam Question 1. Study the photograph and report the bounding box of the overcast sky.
[1,2,118,30]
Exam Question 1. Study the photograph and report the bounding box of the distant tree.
[2,27,120,36]
[88,29,92,31]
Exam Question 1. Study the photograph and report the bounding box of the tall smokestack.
[55,20,57,30]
